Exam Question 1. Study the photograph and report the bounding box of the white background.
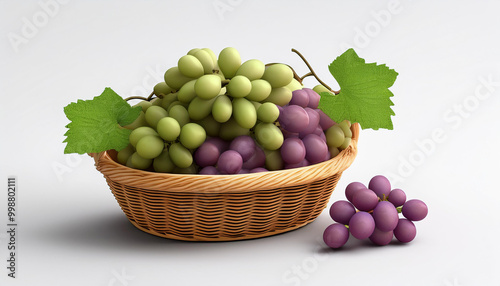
[1,0,499,285]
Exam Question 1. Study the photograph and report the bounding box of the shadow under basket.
[91,123,360,241]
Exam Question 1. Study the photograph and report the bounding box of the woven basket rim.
[93,123,360,193]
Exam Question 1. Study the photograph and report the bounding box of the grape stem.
[291,48,340,95]
[125,91,155,102]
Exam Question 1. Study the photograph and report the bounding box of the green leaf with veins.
[318,48,398,130]
[63,87,141,154]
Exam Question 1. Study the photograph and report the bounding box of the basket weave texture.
[92,123,360,241]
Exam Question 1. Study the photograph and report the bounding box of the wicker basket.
[91,123,359,241]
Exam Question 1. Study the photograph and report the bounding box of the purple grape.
[299,108,320,136]
[323,223,349,249]
[372,201,399,231]
[280,137,306,165]
[329,200,356,225]
[388,188,406,207]
[303,88,320,109]
[217,150,243,174]
[249,167,268,173]
[402,199,428,221]
[289,89,309,107]
[308,125,327,142]
[205,137,229,153]
[352,188,379,211]
[194,141,220,167]
[284,159,309,169]
[368,175,391,199]
[279,105,310,133]
[394,219,416,243]
[311,126,324,137]
[238,168,249,174]
[229,135,256,161]
[345,182,366,202]
[302,134,329,164]
[348,211,375,240]
[242,145,265,170]
[316,109,335,130]
[369,228,394,246]
[199,166,218,175]
[282,129,299,139]
[323,150,331,161]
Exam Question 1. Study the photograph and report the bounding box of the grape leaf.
[63,88,141,154]
[318,48,398,130]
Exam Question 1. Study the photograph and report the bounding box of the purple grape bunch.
[323,175,428,249]
[278,88,352,169]
[194,87,353,175]
[196,135,268,174]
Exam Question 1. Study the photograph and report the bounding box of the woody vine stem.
[124,48,338,102]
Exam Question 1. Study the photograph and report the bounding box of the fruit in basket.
[324,175,428,248]
[63,47,398,177]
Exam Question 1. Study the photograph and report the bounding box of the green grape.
[117,144,134,165]
[339,137,351,150]
[312,84,334,95]
[173,164,198,174]
[250,100,262,111]
[285,78,303,92]
[232,97,257,129]
[157,117,181,141]
[130,152,153,170]
[215,70,226,81]
[218,47,241,79]
[235,59,265,81]
[164,67,193,90]
[218,118,250,141]
[325,125,345,148]
[179,123,206,149]
[212,94,232,123]
[178,55,204,78]
[219,87,227,96]
[153,82,173,97]
[264,149,284,171]
[265,87,292,106]
[153,149,175,173]
[187,48,201,56]
[124,111,147,130]
[145,105,168,128]
[254,122,284,150]
[129,126,158,147]
[150,97,162,106]
[178,80,197,103]
[257,102,279,123]
[227,75,252,98]
[246,79,272,102]
[161,93,178,110]
[194,74,222,99]
[134,101,152,112]
[169,142,193,168]
[262,64,293,88]
[166,100,187,113]
[136,135,164,159]
[329,146,340,158]
[338,120,352,138]
[194,49,215,74]
[126,155,134,168]
[195,115,220,137]
[168,105,190,127]
[201,48,217,65]
[188,96,216,120]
